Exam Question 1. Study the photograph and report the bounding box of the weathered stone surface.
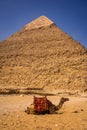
[0,16,87,90]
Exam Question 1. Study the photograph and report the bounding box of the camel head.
[60,97,69,103]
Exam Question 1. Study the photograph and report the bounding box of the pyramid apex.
[24,15,55,30]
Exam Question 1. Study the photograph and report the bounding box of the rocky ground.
[0,91,87,130]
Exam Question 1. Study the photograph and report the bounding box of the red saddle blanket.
[34,96,49,113]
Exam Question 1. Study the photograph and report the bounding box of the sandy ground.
[0,94,87,130]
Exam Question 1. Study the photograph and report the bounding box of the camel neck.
[56,100,64,111]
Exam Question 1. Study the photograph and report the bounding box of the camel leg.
[49,105,57,114]
[25,106,35,114]
[25,107,30,114]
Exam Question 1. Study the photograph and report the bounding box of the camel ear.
[61,97,65,100]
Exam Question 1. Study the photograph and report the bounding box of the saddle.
[33,96,49,113]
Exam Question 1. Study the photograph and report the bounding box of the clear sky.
[0,0,87,48]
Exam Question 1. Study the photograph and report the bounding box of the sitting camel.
[25,96,69,114]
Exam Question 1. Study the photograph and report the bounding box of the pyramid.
[24,16,55,30]
[0,16,87,91]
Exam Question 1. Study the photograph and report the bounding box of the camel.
[25,96,69,114]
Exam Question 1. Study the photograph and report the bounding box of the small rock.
[81,109,83,111]
[3,113,6,116]
[72,110,79,113]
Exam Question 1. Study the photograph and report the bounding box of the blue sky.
[0,0,87,48]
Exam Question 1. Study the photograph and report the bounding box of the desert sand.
[0,92,87,130]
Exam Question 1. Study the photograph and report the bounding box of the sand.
[0,94,87,130]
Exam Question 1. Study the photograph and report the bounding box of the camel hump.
[33,96,48,113]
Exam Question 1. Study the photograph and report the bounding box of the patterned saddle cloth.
[33,96,50,113]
